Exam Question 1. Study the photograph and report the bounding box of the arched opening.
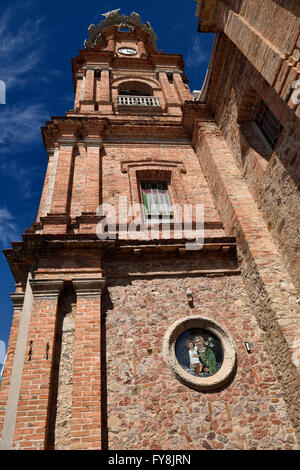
[237,88,282,161]
[118,80,153,97]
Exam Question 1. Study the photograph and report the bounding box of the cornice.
[182,101,214,133]
[151,54,185,69]
[120,157,187,174]
[29,279,64,298]
[72,278,106,297]
[10,293,25,311]
[41,117,108,150]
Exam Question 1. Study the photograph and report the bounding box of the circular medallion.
[163,316,237,391]
[118,47,137,56]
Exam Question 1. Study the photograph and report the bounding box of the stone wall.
[104,256,298,450]
[54,285,76,450]
[204,34,300,291]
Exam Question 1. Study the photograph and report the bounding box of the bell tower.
[0,9,298,451]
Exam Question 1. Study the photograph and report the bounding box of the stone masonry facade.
[0,5,299,450]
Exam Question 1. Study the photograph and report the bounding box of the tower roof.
[84,9,158,49]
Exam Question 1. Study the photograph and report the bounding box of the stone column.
[50,141,74,215]
[81,67,95,112]
[84,140,102,214]
[71,279,106,450]
[0,287,26,449]
[97,69,113,114]
[37,148,56,221]
[158,71,182,116]
[74,74,83,109]
[173,72,192,103]
[11,279,64,450]
[70,141,86,217]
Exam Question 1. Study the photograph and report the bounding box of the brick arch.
[112,75,160,90]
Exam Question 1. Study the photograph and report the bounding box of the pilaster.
[158,71,182,115]
[81,67,95,111]
[48,140,75,224]
[11,279,64,450]
[97,69,113,114]
[74,74,84,109]
[83,139,102,214]
[70,278,106,450]
[173,72,192,104]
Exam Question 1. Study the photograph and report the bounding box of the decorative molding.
[120,156,189,214]
[163,316,237,392]
[84,138,103,147]
[156,68,183,74]
[40,214,72,226]
[10,293,25,311]
[72,278,106,297]
[57,138,76,147]
[29,279,64,298]
[111,75,160,89]
[84,11,157,49]
[120,158,186,174]
[104,138,192,145]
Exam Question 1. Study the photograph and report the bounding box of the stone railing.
[117,95,160,107]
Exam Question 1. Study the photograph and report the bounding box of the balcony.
[117,95,161,112]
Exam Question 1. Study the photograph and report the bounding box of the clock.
[118,47,137,56]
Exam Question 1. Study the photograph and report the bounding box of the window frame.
[254,100,282,150]
[139,179,174,224]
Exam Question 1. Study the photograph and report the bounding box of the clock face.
[118,47,137,56]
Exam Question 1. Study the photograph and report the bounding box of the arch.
[112,75,160,90]
[237,87,277,161]
[118,80,153,97]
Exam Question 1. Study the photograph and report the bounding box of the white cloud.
[0,154,41,199]
[0,3,48,192]
[0,207,19,247]
[0,104,46,148]
[0,4,45,90]
[0,2,48,150]
[185,36,209,68]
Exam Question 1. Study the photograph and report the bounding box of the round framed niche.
[163,316,237,392]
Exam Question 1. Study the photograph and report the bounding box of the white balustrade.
[117,95,160,107]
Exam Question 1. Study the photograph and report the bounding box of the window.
[141,181,173,221]
[255,101,282,149]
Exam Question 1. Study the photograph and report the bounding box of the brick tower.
[0,9,299,450]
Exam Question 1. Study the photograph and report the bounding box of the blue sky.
[0,0,214,359]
